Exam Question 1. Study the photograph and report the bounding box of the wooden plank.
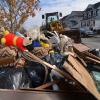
[73,43,90,52]
[73,43,100,65]
[67,55,100,100]
[76,56,87,67]
[64,62,83,83]
[86,56,100,64]
[35,81,59,90]
[84,51,100,61]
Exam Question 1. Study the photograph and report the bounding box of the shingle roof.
[85,2,100,11]
[71,11,83,16]
[93,2,100,9]
[61,11,83,21]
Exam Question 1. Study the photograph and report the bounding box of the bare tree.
[0,0,40,32]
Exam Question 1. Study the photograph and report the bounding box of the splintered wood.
[64,55,100,100]
[73,43,90,52]
[73,43,100,64]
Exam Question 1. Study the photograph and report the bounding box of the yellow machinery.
[41,12,81,43]
[41,12,64,33]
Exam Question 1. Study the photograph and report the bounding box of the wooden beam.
[86,56,100,64]
[84,51,100,61]
[73,43,90,52]
[67,55,100,100]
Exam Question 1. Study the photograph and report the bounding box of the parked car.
[80,28,95,37]
[85,30,94,36]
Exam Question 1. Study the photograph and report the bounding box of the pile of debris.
[0,28,100,99]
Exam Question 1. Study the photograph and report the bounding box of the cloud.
[40,0,71,7]
[40,0,100,15]
[70,0,100,11]
[23,0,100,29]
[40,0,73,15]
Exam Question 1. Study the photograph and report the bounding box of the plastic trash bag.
[43,53,65,69]
[0,67,30,89]
[43,53,65,81]
[25,61,49,88]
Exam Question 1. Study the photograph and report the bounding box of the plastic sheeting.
[43,53,65,81]
[0,61,50,89]
[0,67,30,89]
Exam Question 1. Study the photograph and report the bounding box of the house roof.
[71,11,83,15]
[61,11,83,21]
[85,2,100,11]
[93,2,100,9]
[61,15,69,20]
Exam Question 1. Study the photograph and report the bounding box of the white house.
[61,11,83,29]
[81,2,100,30]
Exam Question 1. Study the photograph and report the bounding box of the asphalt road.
[82,35,100,49]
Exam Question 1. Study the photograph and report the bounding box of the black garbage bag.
[43,53,65,69]
[43,53,65,81]
[25,61,49,88]
[0,67,30,89]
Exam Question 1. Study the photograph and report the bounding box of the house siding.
[61,11,83,29]
[94,20,100,29]
[61,2,100,31]
[81,2,100,30]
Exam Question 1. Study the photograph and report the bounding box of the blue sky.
[23,0,100,30]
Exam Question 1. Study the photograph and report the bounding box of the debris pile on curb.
[0,27,100,100]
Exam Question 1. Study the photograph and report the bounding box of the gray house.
[81,2,100,30]
[61,11,83,29]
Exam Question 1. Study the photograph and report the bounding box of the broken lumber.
[65,55,100,100]
[73,43,100,65]
[84,51,100,61]
[73,43,90,52]
[86,56,100,64]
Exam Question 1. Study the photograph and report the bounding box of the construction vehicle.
[41,12,64,33]
[41,12,81,43]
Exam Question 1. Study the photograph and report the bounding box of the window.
[93,9,97,17]
[87,20,90,26]
[93,20,95,26]
[84,22,86,26]
[47,16,58,23]
[70,20,78,26]
[83,12,87,19]
[96,9,98,16]
[91,10,93,17]
[81,22,83,27]
[88,11,92,18]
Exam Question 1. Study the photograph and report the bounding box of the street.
[82,35,100,49]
